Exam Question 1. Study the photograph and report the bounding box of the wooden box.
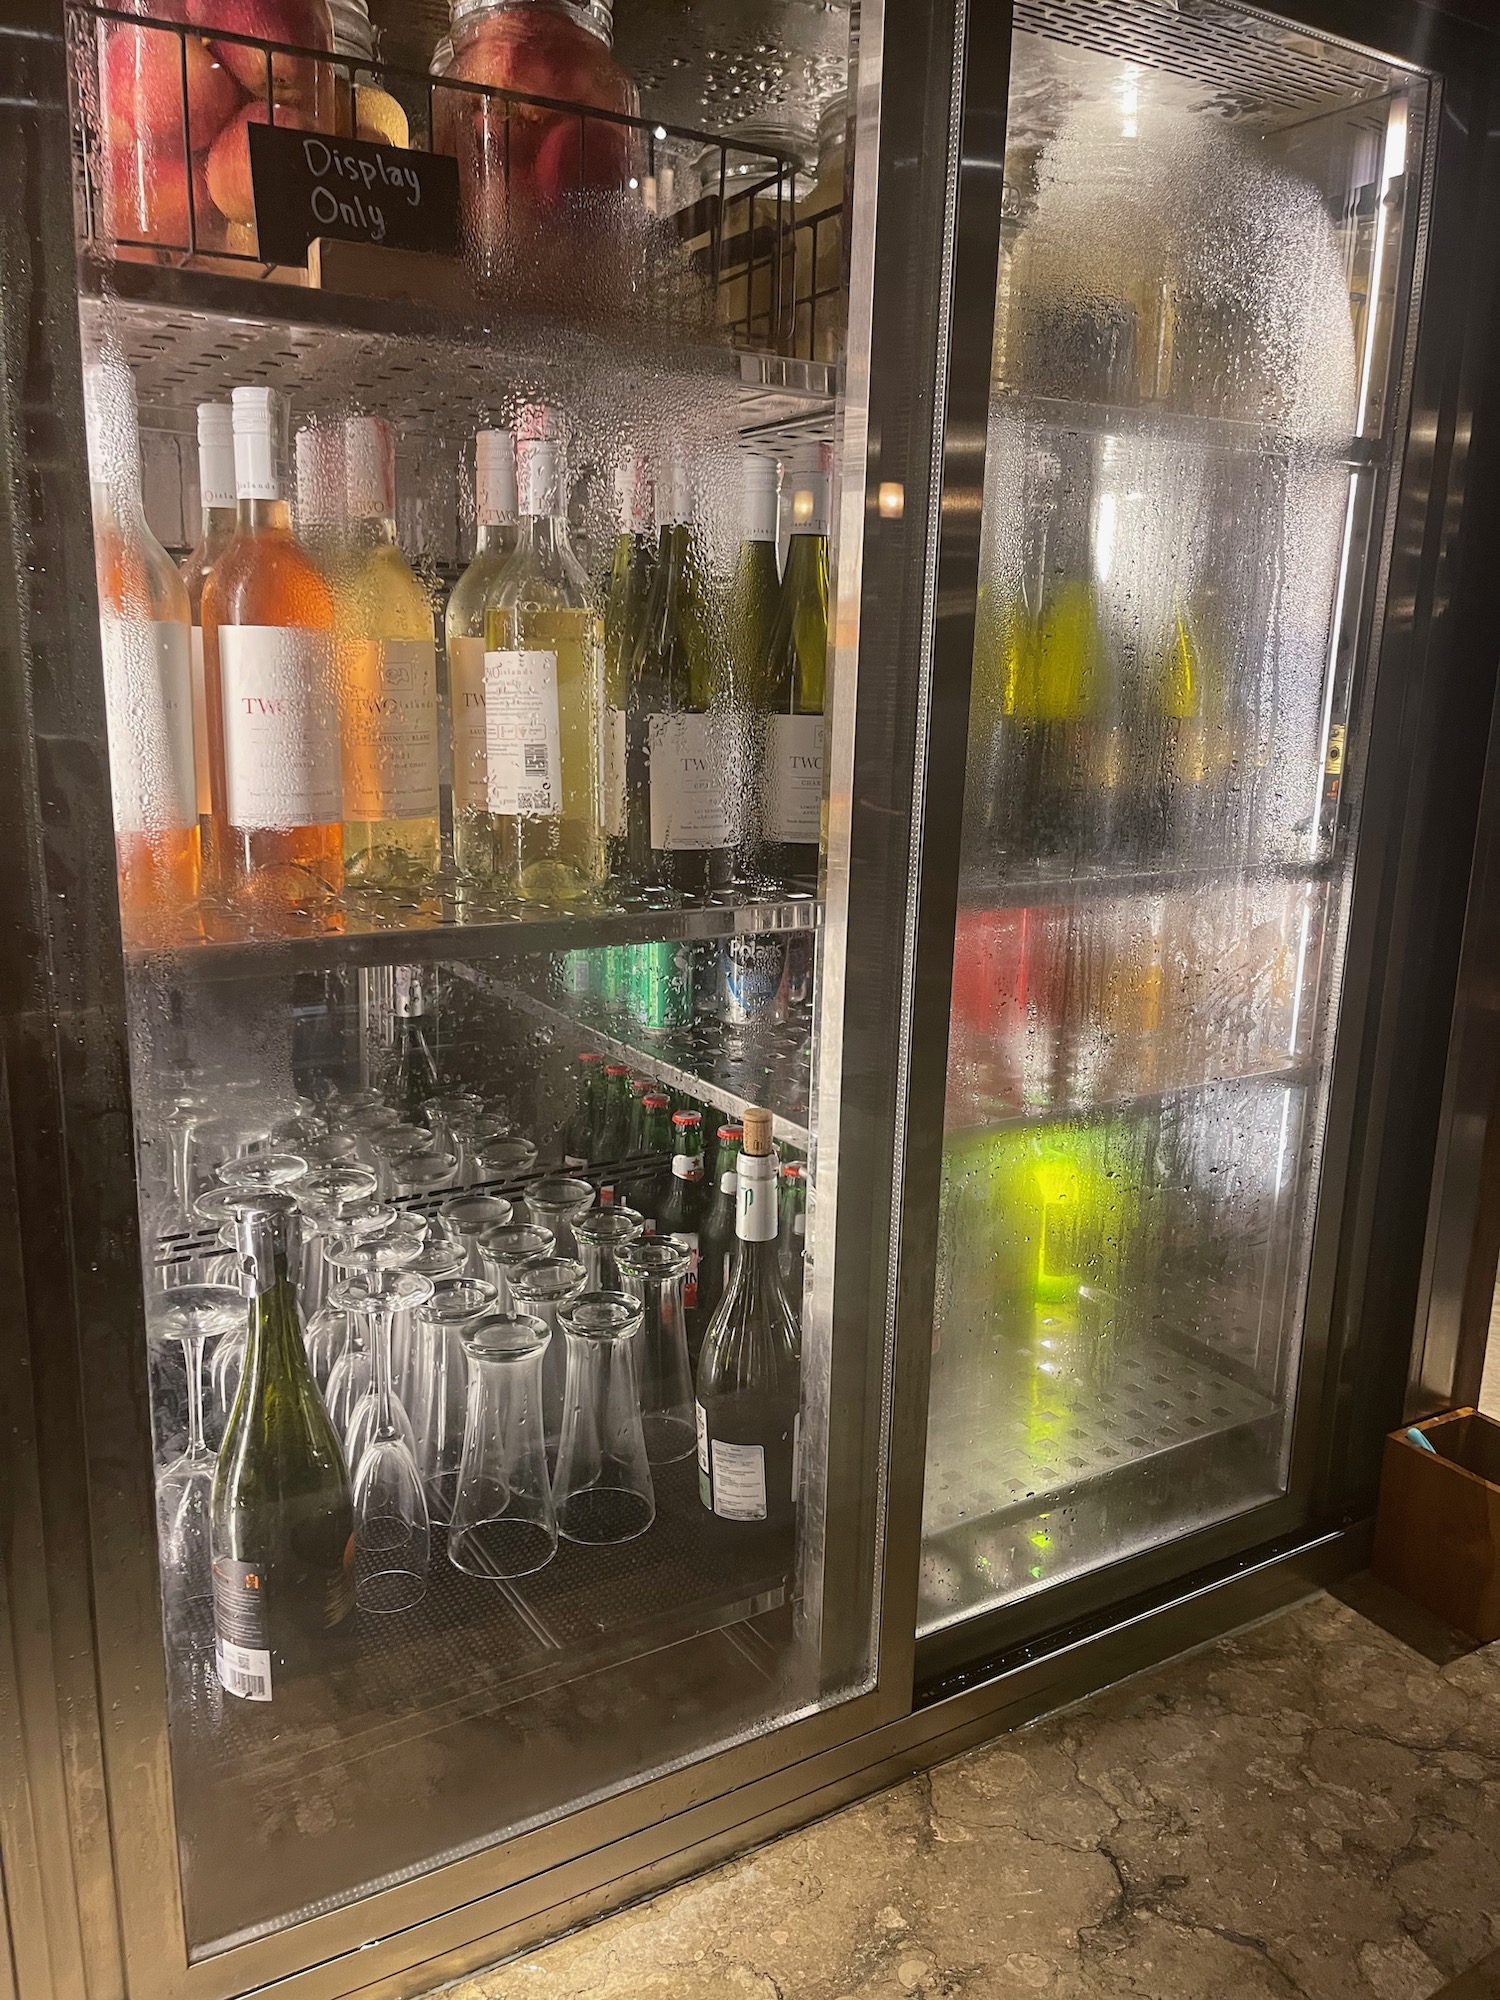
[1373,1408,1500,1641]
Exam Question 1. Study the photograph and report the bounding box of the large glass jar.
[97,0,337,260]
[434,0,640,279]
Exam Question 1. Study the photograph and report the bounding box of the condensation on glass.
[920,8,1428,1636]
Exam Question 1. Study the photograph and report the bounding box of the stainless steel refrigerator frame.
[4,0,1500,1995]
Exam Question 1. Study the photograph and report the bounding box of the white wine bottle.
[211,1193,355,1703]
[760,442,831,888]
[336,415,442,893]
[482,423,606,904]
[447,428,518,888]
[694,1106,801,1530]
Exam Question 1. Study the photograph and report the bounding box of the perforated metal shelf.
[132,886,821,979]
[80,260,838,437]
[921,1325,1279,1547]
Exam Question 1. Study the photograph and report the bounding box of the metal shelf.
[945,1059,1316,1141]
[958,851,1340,911]
[80,260,839,437]
[472,969,812,1146]
[991,384,1385,466]
[129,889,820,980]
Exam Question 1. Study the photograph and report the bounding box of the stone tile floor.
[447,1582,1500,2000]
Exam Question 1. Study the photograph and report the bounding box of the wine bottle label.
[710,1437,768,1521]
[484,649,562,818]
[212,1557,273,1701]
[737,1151,778,1241]
[696,1399,710,1508]
[219,624,342,830]
[448,636,488,808]
[603,705,627,838]
[99,618,197,835]
[786,469,831,538]
[563,1153,588,1171]
[648,713,737,851]
[189,627,212,817]
[764,713,825,843]
[669,1229,699,1308]
[340,637,440,821]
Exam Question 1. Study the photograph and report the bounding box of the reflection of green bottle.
[1136,599,1230,861]
[994,574,1114,863]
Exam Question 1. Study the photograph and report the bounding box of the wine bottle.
[211,1193,355,1702]
[85,360,201,946]
[483,422,606,904]
[695,1121,741,1340]
[446,429,518,888]
[725,450,780,708]
[656,1109,707,1327]
[182,400,235,874]
[390,964,441,1121]
[759,443,830,889]
[626,453,739,898]
[602,452,655,879]
[203,387,342,925]
[336,416,442,893]
[1135,598,1233,863]
[694,1105,800,1529]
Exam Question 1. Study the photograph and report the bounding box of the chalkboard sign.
[249,124,461,268]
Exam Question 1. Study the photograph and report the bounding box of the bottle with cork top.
[693,1105,801,1531]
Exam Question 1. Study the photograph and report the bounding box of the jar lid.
[449,0,614,51]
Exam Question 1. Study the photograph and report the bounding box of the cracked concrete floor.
[442,1588,1500,2000]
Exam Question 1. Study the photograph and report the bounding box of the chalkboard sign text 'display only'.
[249,125,461,268]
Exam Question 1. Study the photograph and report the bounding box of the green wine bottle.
[760,443,831,889]
[626,454,737,899]
[211,1193,355,1703]
[446,428,518,889]
[694,1121,742,1349]
[725,450,781,708]
[694,1106,801,1531]
[603,454,656,880]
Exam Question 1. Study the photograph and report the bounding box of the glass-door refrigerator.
[3,0,1500,1996]
[911,1,1500,1685]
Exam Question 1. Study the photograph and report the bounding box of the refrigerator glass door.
[56,0,932,1968]
[921,7,1429,1642]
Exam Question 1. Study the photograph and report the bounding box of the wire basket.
[68,1,844,361]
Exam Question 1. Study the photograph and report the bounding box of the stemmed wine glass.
[333,1266,435,1612]
[323,1223,426,1458]
[146,1284,245,1614]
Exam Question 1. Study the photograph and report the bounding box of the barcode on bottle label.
[604,705,627,839]
[213,1554,274,1700]
[99,619,198,834]
[648,713,739,851]
[484,650,562,817]
[341,637,440,821]
[448,635,488,808]
[189,626,212,818]
[219,624,342,829]
[215,1637,273,1702]
[710,1438,768,1521]
[764,713,825,843]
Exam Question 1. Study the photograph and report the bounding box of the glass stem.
[373,1301,397,1441]
[183,1330,207,1456]
[171,1117,195,1211]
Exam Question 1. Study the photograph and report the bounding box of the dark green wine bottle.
[212,1193,354,1703]
[626,455,736,899]
[694,1107,800,1532]
[657,1109,708,1333]
[391,964,441,1122]
[603,455,656,879]
[726,451,781,708]
[695,1122,742,1340]
[760,444,830,889]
